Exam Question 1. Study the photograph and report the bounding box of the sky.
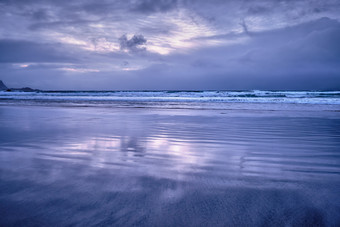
[0,0,340,90]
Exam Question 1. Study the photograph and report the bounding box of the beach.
[0,94,340,226]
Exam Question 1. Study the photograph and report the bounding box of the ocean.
[1,90,340,105]
[0,90,339,226]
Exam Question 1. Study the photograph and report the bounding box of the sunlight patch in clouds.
[13,63,30,68]
[60,67,100,73]
[145,10,221,54]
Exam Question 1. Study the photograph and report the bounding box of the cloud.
[239,19,250,35]
[132,0,178,14]
[31,9,51,21]
[0,0,340,90]
[119,34,147,52]
[0,40,74,63]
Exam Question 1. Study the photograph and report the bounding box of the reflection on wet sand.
[0,105,339,226]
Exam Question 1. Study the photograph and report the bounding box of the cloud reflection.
[1,105,340,225]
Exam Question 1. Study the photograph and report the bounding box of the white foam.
[0,91,340,105]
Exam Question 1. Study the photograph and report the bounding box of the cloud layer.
[0,0,339,90]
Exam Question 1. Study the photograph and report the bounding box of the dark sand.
[0,104,339,226]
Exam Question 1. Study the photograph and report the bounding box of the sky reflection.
[0,105,340,226]
[1,105,339,184]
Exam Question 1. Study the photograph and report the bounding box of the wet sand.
[0,104,339,226]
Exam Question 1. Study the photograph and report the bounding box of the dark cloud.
[132,0,178,13]
[31,9,51,21]
[29,19,95,31]
[0,40,74,63]
[247,5,270,15]
[239,19,250,35]
[119,34,147,52]
[192,17,340,89]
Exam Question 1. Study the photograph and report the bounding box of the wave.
[1,90,340,105]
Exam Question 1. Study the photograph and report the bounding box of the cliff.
[0,80,8,90]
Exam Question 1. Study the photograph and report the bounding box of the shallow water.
[0,104,340,226]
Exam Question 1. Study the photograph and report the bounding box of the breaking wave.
[1,90,340,105]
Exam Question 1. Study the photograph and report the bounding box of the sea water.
[1,90,340,105]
